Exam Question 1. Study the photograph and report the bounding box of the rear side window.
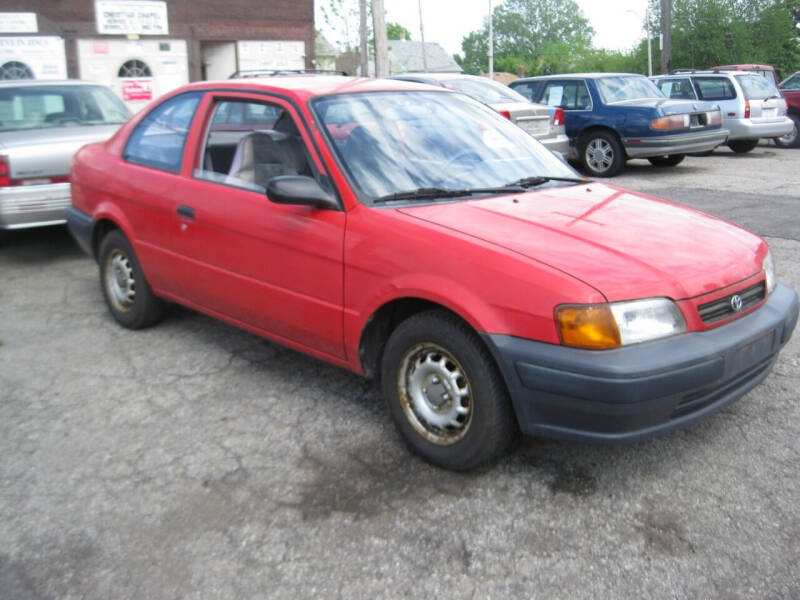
[124,92,202,173]
[510,82,536,101]
[693,77,736,100]
[783,74,800,90]
[656,78,696,100]
[541,81,592,110]
[736,74,779,100]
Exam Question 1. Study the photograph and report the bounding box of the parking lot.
[1,144,799,599]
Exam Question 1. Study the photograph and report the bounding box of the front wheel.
[727,139,759,153]
[774,115,800,148]
[99,230,164,329]
[579,131,625,177]
[647,154,685,167]
[381,311,516,470]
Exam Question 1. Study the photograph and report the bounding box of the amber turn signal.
[556,305,622,350]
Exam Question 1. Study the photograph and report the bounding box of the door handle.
[177,205,195,219]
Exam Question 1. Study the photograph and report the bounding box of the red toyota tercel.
[66,77,798,470]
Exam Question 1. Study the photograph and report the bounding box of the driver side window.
[194,99,312,193]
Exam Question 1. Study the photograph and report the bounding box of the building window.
[0,61,35,80]
[118,59,152,78]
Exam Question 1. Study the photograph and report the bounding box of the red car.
[66,77,798,470]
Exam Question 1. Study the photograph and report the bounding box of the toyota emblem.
[730,294,744,312]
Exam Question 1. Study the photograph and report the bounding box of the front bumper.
[724,117,794,140]
[484,284,798,442]
[0,182,71,230]
[623,128,729,158]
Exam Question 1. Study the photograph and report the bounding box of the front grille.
[697,281,765,324]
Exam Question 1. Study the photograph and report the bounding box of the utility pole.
[660,0,671,74]
[372,0,389,77]
[418,0,428,71]
[359,0,368,76]
[646,6,653,77]
[488,0,493,78]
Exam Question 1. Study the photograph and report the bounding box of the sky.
[316,0,651,57]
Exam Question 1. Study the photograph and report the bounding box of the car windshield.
[312,91,578,203]
[735,74,780,100]
[596,76,664,103]
[443,78,529,105]
[0,85,131,132]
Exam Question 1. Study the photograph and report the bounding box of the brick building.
[0,1,314,109]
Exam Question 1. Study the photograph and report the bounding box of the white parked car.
[0,80,130,230]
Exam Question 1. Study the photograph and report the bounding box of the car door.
[692,76,739,117]
[163,91,346,359]
[536,79,594,140]
[118,91,205,298]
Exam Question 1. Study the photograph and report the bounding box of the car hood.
[0,124,122,150]
[611,97,717,114]
[397,183,764,301]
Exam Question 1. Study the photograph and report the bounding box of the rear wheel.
[99,230,164,329]
[727,139,759,153]
[774,115,799,148]
[381,311,516,470]
[647,154,685,167]
[579,130,625,177]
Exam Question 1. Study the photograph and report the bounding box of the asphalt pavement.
[1,143,798,599]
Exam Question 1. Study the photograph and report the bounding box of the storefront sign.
[121,78,153,102]
[0,37,67,79]
[95,1,168,35]
[0,13,38,33]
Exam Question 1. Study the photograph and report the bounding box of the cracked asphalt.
[1,143,799,599]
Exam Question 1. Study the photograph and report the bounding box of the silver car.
[388,73,570,155]
[652,71,793,153]
[0,80,130,230]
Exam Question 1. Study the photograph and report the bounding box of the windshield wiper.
[506,175,588,188]
[373,185,526,204]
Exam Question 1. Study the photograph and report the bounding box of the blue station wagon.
[509,73,729,177]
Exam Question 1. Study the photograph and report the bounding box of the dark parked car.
[777,71,800,148]
[510,73,727,177]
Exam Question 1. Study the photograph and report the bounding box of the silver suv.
[651,71,792,153]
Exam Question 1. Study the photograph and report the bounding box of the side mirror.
[266,176,339,210]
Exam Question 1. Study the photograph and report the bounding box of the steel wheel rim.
[105,250,136,312]
[586,138,613,172]
[397,343,473,445]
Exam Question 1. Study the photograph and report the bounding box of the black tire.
[98,230,164,329]
[688,149,715,157]
[647,154,686,167]
[774,114,800,148]
[381,310,517,470]
[727,139,759,153]
[578,130,625,177]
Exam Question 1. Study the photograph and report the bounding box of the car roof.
[513,73,645,82]
[391,72,475,82]
[0,79,109,88]
[174,75,450,100]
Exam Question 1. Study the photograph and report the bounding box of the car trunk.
[491,101,554,140]
[0,125,119,183]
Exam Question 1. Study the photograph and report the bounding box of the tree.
[645,0,800,76]
[387,22,412,40]
[456,0,595,75]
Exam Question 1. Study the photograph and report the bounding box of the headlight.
[556,298,686,350]
[764,250,776,294]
